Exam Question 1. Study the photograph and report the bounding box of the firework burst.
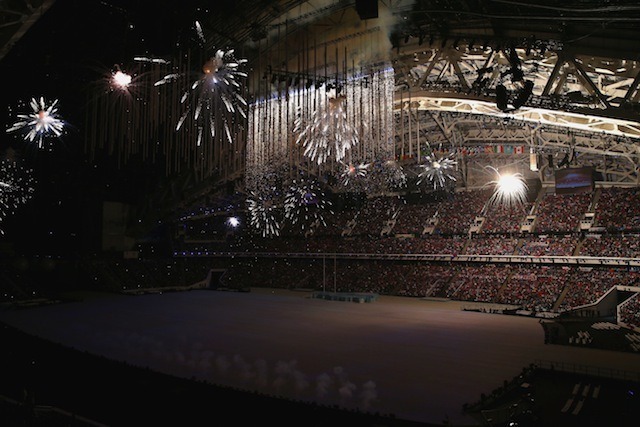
[284,179,333,231]
[340,162,370,186]
[246,191,282,238]
[0,160,36,234]
[155,21,247,146]
[485,167,529,208]
[107,61,152,98]
[94,63,146,105]
[111,68,132,91]
[417,152,457,190]
[294,94,359,165]
[379,159,407,190]
[6,97,65,148]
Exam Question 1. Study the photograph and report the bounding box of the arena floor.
[1,288,639,426]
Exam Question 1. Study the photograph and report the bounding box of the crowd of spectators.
[481,203,533,234]
[394,263,458,297]
[494,265,569,312]
[190,255,637,316]
[391,202,439,235]
[464,236,518,255]
[434,189,493,235]
[350,196,401,236]
[445,264,507,302]
[533,192,592,233]
[619,294,640,329]
[557,268,640,311]
[579,233,640,258]
[517,234,579,256]
[158,185,640,317]
[175,187,617,255]
[595,187,640,232]
[10,185,634,318]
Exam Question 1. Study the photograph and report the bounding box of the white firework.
[294,94,359,165]
[340,162,370,186]
[133,56,170,65]
[112,69,132,90]
[485,167,529,208]
[103,64,142,100]
[226,216,240,228]
[155,21,247,146]
[380,159,407,189]
[6,97,65,148]
[284,179,333,230]
[0,160,36,234]
[417,152,457,189]
[246,191,281,238]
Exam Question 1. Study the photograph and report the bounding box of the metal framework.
[237,1,640,190]
[0,0,56,63]
[391,38,640,186]
[7,0,636,218]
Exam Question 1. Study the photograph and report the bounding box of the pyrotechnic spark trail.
[340,162,370,186]
[485,167,529,208]
[112,69,132,89]
[154,21,247,145]
[246,191,281,238]
[284,179,333,231]
[0,160,36,234]
[6,97,65,148]
[133,56,170,65]
[417,152,457,190]
[295,94,359,165]
[103,64,140,99]
[379,159,407,190]
[226,216,240,228]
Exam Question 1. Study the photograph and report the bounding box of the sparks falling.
[112,70,132,90]
[246,191,281,238]
[380,159,407,190]
[0,160,36,234]
[6,97,65,148]
[284,179,333,231]
[485,168,529,208]
[417,152,457,190]
[294,94,359,165]
[105,64,139,100]
[340,162,370,186]
[154,21,247,146]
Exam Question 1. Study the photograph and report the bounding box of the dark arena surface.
[2,288,640,426]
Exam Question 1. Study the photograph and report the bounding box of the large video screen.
[555,167,594,194]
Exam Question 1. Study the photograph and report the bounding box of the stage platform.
[310,291,379,303]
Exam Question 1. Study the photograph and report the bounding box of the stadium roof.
[1,0,640,250]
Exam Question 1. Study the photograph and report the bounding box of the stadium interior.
[1,1,640,426]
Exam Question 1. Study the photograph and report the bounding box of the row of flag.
[397,145,528,160]
[461,145,527,155]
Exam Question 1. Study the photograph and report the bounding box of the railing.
[534,359,640,383]
[173,250,640,267]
